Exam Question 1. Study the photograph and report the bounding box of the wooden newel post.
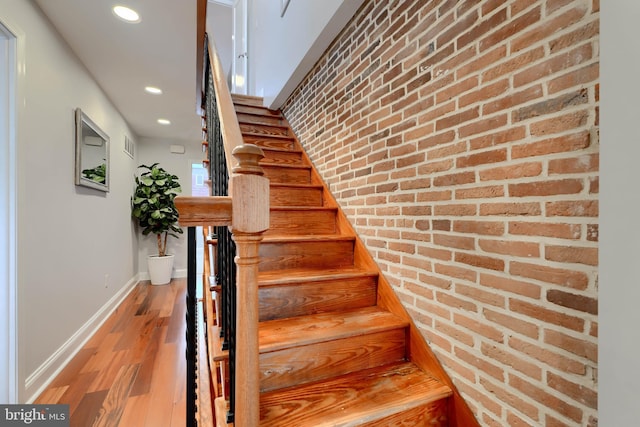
[230,144,269,427]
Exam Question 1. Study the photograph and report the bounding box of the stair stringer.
[293,126,480,427]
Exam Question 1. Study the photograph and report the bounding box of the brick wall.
[282,0,599,425]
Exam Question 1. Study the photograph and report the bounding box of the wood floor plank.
[92,364,140,427]
[35,280,187,427]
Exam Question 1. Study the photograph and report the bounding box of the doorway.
[0,21,18,403]
[231,0,248,94]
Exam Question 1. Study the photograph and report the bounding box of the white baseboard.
[25,275,139,403]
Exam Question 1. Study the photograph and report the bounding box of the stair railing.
[176,34,268,427]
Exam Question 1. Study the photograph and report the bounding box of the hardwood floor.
[35,279,187,427]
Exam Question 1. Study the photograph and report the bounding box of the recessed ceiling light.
[157,119,171,125]
[113,5,140,23]
[145,86,163,95]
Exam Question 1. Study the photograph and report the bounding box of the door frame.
[0,20,18,404]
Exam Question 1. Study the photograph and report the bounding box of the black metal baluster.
[205,52,236,423]
[186,226,197,427]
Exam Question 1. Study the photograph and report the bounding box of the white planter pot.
[147,254,174,285]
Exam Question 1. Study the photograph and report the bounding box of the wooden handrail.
[174,196,232,226]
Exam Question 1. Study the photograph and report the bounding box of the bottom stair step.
[260,362,452,426]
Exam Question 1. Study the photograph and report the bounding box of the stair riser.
[267,209,337,235]
[270,186,323,207]
[237,113,283,127]
[243,135,294,150]
[260,150,303,165]
[263,167,311,184]
[259,329,406,392]
[363,400,449,427]
[240,123,289,137]
[234,104,281,117]
[231,94,263,107]
[259,276,378,321]
[259,240,354,271]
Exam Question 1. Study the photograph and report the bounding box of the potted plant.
[131,163,183,285]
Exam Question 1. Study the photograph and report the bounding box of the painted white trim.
[0,20,18,404]
[24,276,139,402]
[208,0,234,7]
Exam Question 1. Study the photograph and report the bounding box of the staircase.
[226,94,469,426]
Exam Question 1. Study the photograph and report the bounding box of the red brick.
[512,90,588,122]
[434,203,477,216]
[416,189,453,202]
[459,114,508,138]
[509,179,583,197]
[457,283,506,308]
[416,130,456,150]
[509,298,585,331]
[514,43,593,87]
[455,252,505,271]
[511,132,590,159]
[483,308,539,339]
[433,233,475,250]
[548,62,599,94]
[510,260,589,290]
[509,221,581,240]
[480,377,540,421]
[456,148,507,168]
[509,374,583,422]
[549,153,599,174]
[417,246,453,261]
[455,185,505,199]
[545,244,598,266]
[480,162,542,181]
[483,85,544,115]
[546,200,598,217]
[530,110,589,136]
[480,202,541,216]
[457,7,507,49]
[509,336,586,375]
[435,319,475,346]
[480,272,542,299]
[544,329,597,362]
[435,76,479,105]
[453,220,505,236]
[435,107,480,131]
[479,239,540,258]
[482,46,546,83]
[479,6,542,51]
[434,263,478,284]
[547,371,597,409]
[433,172,476,187]
[510,5,589,53]
[417,158,454,174]
[459,79,510,108]
[455,345,504,379]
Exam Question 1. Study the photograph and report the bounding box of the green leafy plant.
[82,162,106,183]
[131,163,183,257]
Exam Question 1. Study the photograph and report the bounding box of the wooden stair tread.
[241,130,294,140]
[234,104,282,116]
[269,182,323,190]
[231,93,264,107]
[260,362,452,427]
[262,234,354,243]
[257,267,376,285]
[270,206,336,212]
[259,306,407,353]
[261,162,311,170]
[259,145,302,154]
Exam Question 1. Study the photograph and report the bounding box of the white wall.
[207,2,234,78]
[600,2,640,425]
[136,137,202,279]
[0,0,140,401]
[249,0,365,108]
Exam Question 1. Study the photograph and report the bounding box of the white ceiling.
[34,0,204,143]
